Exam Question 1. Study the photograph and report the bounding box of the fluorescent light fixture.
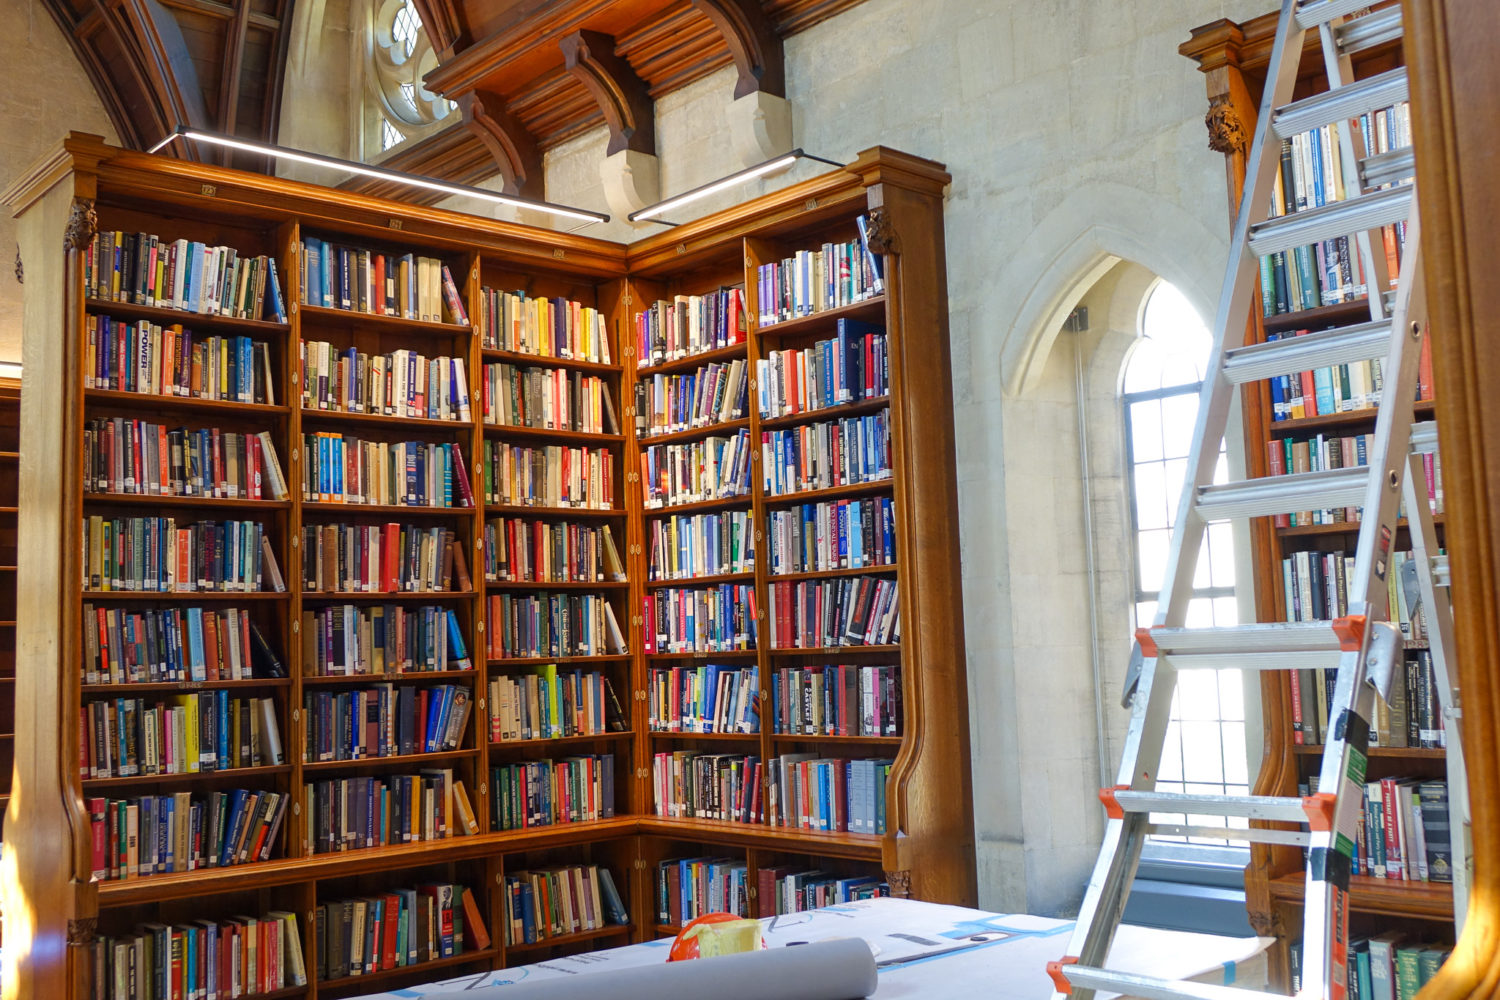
[149,126,610,225]
[0,362,21,380]
[628,149,844,223]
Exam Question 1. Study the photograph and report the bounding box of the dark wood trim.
[559,28,655,156]
[689,0,786,99]
[457,89,544,198]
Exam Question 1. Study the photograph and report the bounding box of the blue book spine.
[1314,366,1336,417]
[187,608,206,681]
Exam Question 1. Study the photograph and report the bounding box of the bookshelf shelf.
[487,655,632,668]
[481,424,626,445]
[300,501,475,517]
[642,494,753,517]
[756,297,887,338]
[768,645,902,657]
[482,580,629,591]
[480,347,621,375]
[80,590,288,601]
[298,303,471,338]
[482,503,627,520]
[84,389,291,418]
[489,732,633,749]
[302,670,477,686]
[1291,744,1448,759]
[83,494,294,511]
[645,572,756,587]
[83,298,293,336]
[1268,872,1453,919]
[1260,298,1376,335]
[317,948,498,993]
[769,733,903,747]
[768,564,898,583]
[645,649,758,660]
[639,417,752,448]
[81,678,293,694]
[763,480,894,508]
[758,395,892,431]
[81,764,294,790]
[1276,514,1445,539]
[635,342,748,378]
[635,817,883,861]
[301,590,477,602]
[301,750,474,774]
[647,730,759,741]
[504,924,631,954]
[1268,399,1437,438]
[299,409,474,432]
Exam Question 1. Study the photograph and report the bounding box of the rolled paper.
[421,937,878,1000]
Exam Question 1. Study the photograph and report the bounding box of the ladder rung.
[1337,5,1404,56]
[1273,67,1407,139]
[1222,320,1391,385]
[1411,421,1439,455]
[1431,553,1450,589]
[1147,621,1343,657]
[1061,966,1289,1000]
[1363,147,1416,189]
[1146,823,1311,847]
[1113,791,1309,823]
[1196,466,1369,520]
[1249,184,1412,256]
[1296,0,1379,29]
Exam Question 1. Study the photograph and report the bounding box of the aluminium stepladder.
[1045,3,1471,1000]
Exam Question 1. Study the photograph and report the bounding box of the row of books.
[91,910,305,1000]
[768,869,887,915]
[81,693,285,779]
[756,320,888,418]
[299,239,467,325]
[88,788,288,881]
[300,341,473,421]
[302,432,474,508]
[504,864,629,945]
[634,290,747,369]
[767,497,896,574]
[643,584,758,654]
[83,516,280,593]
[640,430,753,507]
[1321,934,1447,1000]
[482,361,619,434]
[301,522,468,594]
[483,517,626,584]
[479,287,612,363]
[761,410,892,497]
[485,592,629,660]
[315,883,490,982]
[82,604,284,685]
[86,231,288,322]
[647,509,754,581]
[649,752,890,834]
[648,664,761,734]
[85,317,276,404]
[86,419,289,501]
[766,577,901,649]
[490,755,617,830]
[1266,432,1443,526]
[301,605,472,676]
[1261,106,1409,318]
[302,684,472,762]
[1282,548,1432,644]
[756,227,884,326]
[655,859,886,924]
[482,440,617,510]
[635,358,749,438]
[487,666,627,742]
[306,770,480,854]
[770,664,902,738]
[1292,650,1445,750]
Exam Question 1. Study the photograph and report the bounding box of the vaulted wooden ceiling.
[41,0,868,197]
[40,0,294,169]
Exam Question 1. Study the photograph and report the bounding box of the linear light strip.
[149,126,610,225]
[628,149,844,223]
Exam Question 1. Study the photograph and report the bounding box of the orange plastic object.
[1134,626,1159,658]
[1302,792,1337,831]
[1098,785,1129,820]
[1048,957,1080,993]
[1332,614,1367,652]
[667,912,765,961]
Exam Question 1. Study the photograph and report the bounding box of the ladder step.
[1195,466,1369,520]
[1249,184,1412,256]
[1222,319,1391,385]
[1430,553,1450,589]
[1273,67,1407,139]
[1336,5,1404,56]
[1296,0,1380,29]
[1112,791,1309,823]
[1146,823,1310,847]
[1363,146,1416,189]
[1146,621,1344,673]
[1060,965,1289,1000]
[1410,421,1439,455]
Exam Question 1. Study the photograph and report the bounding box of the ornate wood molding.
[863,207,898,255]
[64,199,97,253]
[689,0,785,99]
[559,29,656,157]
[1205,95,1249,155]
[885,869,912,899]
[458,90,544,199]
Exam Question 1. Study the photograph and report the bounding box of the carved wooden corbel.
[65,199,98,253]
[1205,95,1249,155]
[14,246,22,285]
[884,869,912,899]
[863,207,899,255]
[689,0,786,100]
[458,90,544,199]
[559,29,655,157]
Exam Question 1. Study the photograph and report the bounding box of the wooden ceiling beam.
[558,28,654,156]
[411,0,467,58]
[457,88,544,198]
[689,0,784,98]
[217,0,251,136]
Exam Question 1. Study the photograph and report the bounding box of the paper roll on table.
[422,938,878,1000]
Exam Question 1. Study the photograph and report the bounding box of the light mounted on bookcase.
[148,125,611,226]
[627,149,844,225]
[0,362,20,380]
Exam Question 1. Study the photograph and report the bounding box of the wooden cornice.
[1179,2,1400,78]
[559,28,655,156]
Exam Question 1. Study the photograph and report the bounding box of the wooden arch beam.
[458,89,544,199]
[559,29,655,157]
[689,0,785,99]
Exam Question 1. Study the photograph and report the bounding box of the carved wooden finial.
[885,869,912,899]
[1205,96,1248,155]
[864,207,898,255]
[64,198,97,253]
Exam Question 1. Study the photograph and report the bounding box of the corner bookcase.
[1182,10,1453,991]
[2,134,974,1000]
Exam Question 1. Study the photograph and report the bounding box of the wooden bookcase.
[1,134,975,1000]
[0,377,16,842]
[1181,9,1452,990]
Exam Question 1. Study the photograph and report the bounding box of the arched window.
[365,0,456,157]
[1123,281,1248,843]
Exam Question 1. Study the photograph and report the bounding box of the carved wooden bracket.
[863,207,898,255]
[559,29,656,157]
[1205,95,1249,155]
[68,916,98,945]
[689,0,786,100]
[65,199,98,253]
[14,246,22,285]
[458,90,544,199]
[884,869,912,899]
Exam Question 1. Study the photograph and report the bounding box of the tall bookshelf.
[1,134,975,1000]
[1181,10,1453,990]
